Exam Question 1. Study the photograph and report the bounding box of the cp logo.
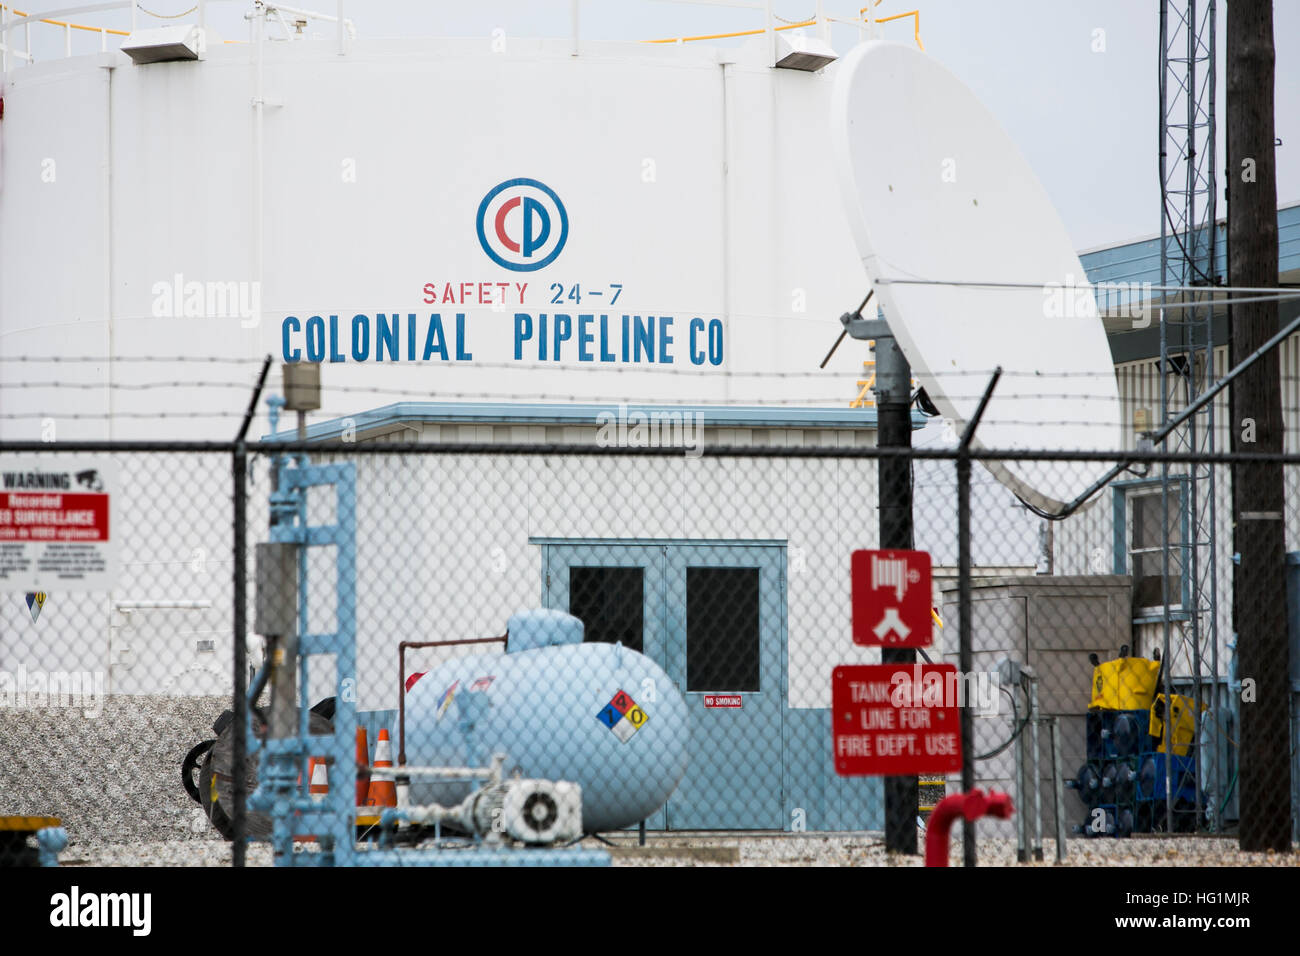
[476,178,569,272]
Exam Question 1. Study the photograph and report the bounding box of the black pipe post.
[231,445,248,868]
[955,448,974,865]
[231,356,271,867]
[874,330,918,854]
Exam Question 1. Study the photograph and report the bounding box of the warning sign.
[832,664,962,776]
[703,694,743,708]
[596,689,649,744]
[0,460,117,591]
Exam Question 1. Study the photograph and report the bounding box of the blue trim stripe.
[269,401,928,441]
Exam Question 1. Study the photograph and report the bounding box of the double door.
[541,540,786,829]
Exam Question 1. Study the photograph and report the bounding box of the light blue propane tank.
[405,610,689,832]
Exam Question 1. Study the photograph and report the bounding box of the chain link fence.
[1,438,1296,865]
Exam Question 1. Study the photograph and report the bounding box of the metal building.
[0,7,915,832]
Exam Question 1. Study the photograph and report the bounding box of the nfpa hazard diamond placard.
[596,689,649,744]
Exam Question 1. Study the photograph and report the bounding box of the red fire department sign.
[851,548,932,647]
[0,459,117,592]
[832,663,962,776]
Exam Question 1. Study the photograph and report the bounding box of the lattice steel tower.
[1158,0,1221,829]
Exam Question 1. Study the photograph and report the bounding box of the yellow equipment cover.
[1150,693,1198,756]
[1090,656,1161,711]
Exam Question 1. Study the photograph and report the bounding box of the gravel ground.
[4,697,1295,867]
[48,833,1298,867]
[605,833,1300,867]
[0,695,229,849]
[63,840,271,867]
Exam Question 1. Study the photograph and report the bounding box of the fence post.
[232,443,248,867]
[956,445,975,866]
[230,357,271,867]
[957,367,1002,867]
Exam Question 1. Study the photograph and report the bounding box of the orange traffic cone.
[355,727,371,807]
[308,757,329,802]
[294,756,328,843]
[364,728,397,809]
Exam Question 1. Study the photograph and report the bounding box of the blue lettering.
[305,316,325,363]
[708,318,724,366]
[456,313,472,360]
[633,316,654,363]
[328,315,345,363]
[283,316,301,362]
[539,313,548,361]
[553,314,572,360]
[658,316,673,364]
[407,313,417,360]
[376,314,398,361]
[621,314,630,363]
[599,315,616,362]
[578,314,594,362]
[689,318,706,365]
[423,315,449,361]
[351,314,370,361]
[514,313,533,361]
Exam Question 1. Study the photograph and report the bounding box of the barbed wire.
[0,355,268,364]
[0,354,1273,382]
[1,381,264,390]
[873,277,1300,308]
[3,439,1298,467]
[0,379,1259,419]
[0,410,1253,434]
[1,375,1241,403]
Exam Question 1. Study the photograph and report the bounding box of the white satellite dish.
[831,41,1122,514]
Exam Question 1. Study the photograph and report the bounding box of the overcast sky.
[19,0,1300,249]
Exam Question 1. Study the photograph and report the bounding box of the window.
[685,567,760,692]
[1127,486,1185,611]
[568,567,644,652]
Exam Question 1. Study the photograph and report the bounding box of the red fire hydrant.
[924,788,1014,867]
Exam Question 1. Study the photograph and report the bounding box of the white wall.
[0,37,883,695]
[1,37,874,442]
[331,423,884,712]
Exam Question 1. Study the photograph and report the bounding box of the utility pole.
[826,298,919,854]
[1226,0,1292,852]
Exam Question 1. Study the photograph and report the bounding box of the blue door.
[543,542,668,830]
[664,544,785,830]
[540,539,786,830]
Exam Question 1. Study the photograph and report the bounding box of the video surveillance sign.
[0,459,118,592]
